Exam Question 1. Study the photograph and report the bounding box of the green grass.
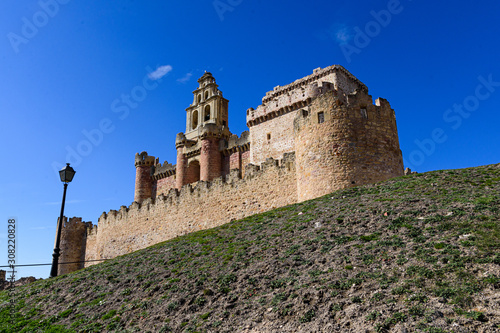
[1,163,499,332]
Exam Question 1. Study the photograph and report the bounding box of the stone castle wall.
[250,110,298,165]
[246,65,366,127]
[247,65,367,166]
[58,217,90,275]
[294,90,404,202]
[84,154,297,264]
[155,174,176,197]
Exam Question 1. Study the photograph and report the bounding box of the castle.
[56,65,404,275]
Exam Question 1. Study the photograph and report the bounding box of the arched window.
[197,94,201,104]
[204,91,209,100]
[204,105,210,121]
[192,110,199,130]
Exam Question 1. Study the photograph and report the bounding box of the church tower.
[175,72,231,188]
[185,72,229,139]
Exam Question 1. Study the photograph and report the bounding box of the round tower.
[294,90,403,202]
[200,123,222,182]
[175,133,188,189]
[134,151,156,203]
[58,217,89,275]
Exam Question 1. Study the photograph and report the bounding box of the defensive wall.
[83,154,297,264]
[59,65,405,272]
[57,217,91,275]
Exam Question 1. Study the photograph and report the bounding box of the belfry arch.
[204,105,211,121]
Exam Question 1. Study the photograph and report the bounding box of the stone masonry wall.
[58,217,90,275]
[241,151,250,177]
[247,65,366,126]
[84,154,297,264]
[294,90,404,202]
[156,175,176,197]
[250,110,298,165]
[229,150,242,170]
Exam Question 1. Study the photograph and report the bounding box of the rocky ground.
[1,164,499,332]
[0,277,39,291]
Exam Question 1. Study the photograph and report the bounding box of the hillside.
[1,164,500,332]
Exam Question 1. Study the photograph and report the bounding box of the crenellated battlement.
[223,131,250,156]
[84,152,298,264]
[262,65,367,102]
[152,161,176,180]
[134,151,156,167]
[98,152,295,228]
[247,65,367,127]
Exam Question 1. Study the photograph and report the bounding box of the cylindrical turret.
[134,151,155,203]
[175,133,188,189]
[294,91,403,202]
[200,137,221,181]
[58,217,89,275]
[176,150,188,189]
[200,124,222,182]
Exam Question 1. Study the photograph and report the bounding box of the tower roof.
[198,71,214,83]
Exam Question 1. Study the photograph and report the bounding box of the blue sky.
[1,0,499,278]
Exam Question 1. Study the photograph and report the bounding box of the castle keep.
[58,65,404,275]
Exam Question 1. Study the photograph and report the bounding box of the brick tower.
[134,151,156,203]
[175,72,231,188]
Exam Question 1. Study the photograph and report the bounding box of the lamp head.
[59,163,76,183]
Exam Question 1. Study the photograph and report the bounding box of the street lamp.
[49,163,76,278]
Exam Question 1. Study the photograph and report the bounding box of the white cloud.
[177,72,193,84]
[327,24,353,43]
[335,27,352,43]
[148,65,173,80]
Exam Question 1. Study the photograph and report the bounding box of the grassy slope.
[1,164,500,333]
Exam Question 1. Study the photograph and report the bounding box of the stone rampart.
[84,153,297,265]
[58,217,92,275]
[250,110,298,165]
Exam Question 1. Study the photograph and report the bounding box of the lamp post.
[49,163,76,278]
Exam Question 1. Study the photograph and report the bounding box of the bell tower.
[184,71,229,139]
[175,72,231,188]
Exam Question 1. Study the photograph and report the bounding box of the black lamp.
[59,163,76,183]
[50,163,76,278]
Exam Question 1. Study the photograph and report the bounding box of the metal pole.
[50,183,68,278]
